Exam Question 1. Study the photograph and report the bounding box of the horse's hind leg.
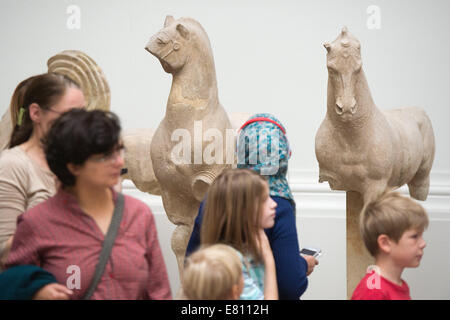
[408,111,435,201]
[408,172,430,201]
[408,151,433,201]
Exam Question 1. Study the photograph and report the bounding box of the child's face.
[259,183,277,229]
[390,228,427,268]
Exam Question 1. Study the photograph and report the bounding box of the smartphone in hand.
[300,247,322,259]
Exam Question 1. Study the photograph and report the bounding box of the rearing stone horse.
[315,27,435,205]
[145,16,233,278]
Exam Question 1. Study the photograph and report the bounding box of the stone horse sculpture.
[145,16,234,277]
[315,27,435,205]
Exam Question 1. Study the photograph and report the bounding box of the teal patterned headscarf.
[237,113,293,200]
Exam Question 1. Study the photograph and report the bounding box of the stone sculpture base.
[346,191,374,299]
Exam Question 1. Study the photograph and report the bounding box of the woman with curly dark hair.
[5,109,172,300]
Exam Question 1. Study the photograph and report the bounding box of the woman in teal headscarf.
[236,113,293,200]
[186,113,318,300]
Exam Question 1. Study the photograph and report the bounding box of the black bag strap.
[83,192,124,300]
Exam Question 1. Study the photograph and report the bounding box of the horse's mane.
[177,17,213,53]
[178,17,207,34]
[330,28,361,58]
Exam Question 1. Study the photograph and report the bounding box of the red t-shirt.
[351,270,411,300]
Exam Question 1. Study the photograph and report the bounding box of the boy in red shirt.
[351,192,429,300]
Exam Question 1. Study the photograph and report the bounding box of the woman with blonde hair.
[182,244,243,300]
[200,168,278,300]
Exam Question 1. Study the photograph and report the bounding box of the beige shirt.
[0,146,56,257]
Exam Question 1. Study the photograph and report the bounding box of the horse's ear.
[341,26,348,36]
[164,15,175,27]
[324,43,331,53]
[176,23,190,40]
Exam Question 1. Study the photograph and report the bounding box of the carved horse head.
[324,27,364,121]
[145,16,215,76]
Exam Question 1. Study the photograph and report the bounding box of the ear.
[323,43,331,53]
[28,103,41,123]
[67,163,82,177]
[341,26,348,36]
[164,15,175,27]
[176,23,190,40]
[377,234,392,254]
[229,283,241,300]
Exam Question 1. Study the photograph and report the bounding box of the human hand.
[33,283,73,300]
[258,230,278,300]
[303,255,319,276]
[258,230,273,260]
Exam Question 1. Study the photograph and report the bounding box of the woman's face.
[258,183,277,229]
[72,143,125,189]
[39,87,85,136]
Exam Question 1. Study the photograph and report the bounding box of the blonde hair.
[200,169,268,263]
[182,244,242,300]
[360,191,429,256]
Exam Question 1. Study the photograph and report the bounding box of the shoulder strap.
[83,192,125,300]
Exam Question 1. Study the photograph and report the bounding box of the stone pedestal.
[346,191,374,299]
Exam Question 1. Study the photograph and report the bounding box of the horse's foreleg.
[160,190,197,280]
[171,223,194,280]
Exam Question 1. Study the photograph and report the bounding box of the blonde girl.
[182,244,244,300]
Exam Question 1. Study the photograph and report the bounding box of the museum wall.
[1,0,449,299]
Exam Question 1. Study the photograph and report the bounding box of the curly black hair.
[43,108,121,187]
